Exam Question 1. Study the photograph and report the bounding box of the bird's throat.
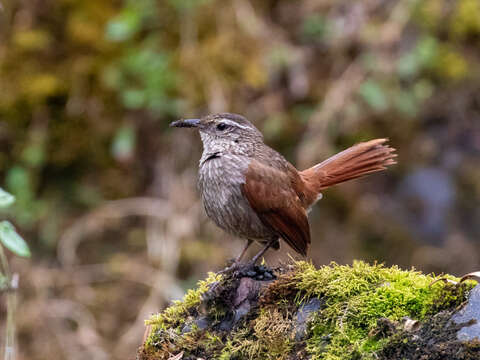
[201,152,221,165]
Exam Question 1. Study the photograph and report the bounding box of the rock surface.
[452,285,480,342]
[138,261,479,360]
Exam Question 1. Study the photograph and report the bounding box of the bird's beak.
[170,118,201,128]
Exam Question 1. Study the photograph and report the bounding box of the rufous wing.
[241,160,311,256]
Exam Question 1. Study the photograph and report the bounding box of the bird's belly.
[198,158,272,240]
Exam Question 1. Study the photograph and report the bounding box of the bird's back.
[251,143,319,210]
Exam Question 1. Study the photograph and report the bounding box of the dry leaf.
[168,352,184,360]
[404,318,420,332]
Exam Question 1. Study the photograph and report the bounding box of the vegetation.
[0,188,30,360]
[141,261,474,360]
[145,271,222,334]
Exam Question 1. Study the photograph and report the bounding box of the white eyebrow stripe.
[220,118,253,130]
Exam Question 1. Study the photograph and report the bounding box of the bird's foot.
[217,259,242,276]
[203,262,276,303]
[237,263,276,281]
[217,260,275,281]
[201,262,238,302]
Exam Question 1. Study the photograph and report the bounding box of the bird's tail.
[300,138,397,195]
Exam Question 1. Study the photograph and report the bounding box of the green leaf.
[105,10,141,42]
[416,36,438,68]
[21,142,46,168]
[111,124,136,160]
[301,15,327,40]
[122,88,145,109]
[358,80,388,112]
[0,221,31,258]
[413,80,434,101]
[6,166,31,202]
[394,90,418,117]
[0,188,15,208]
[397,53,420,78]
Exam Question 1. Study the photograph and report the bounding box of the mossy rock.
[137,261,479,360]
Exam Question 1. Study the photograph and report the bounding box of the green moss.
[293,261,472,360]
[219,307,295,360]
[146,272,222,332]
[140,261,474,360]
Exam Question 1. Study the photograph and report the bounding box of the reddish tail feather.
[300,139,396,203]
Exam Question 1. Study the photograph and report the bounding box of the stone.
[451,284,480,341]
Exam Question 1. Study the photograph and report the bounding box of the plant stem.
[4,280,17,360]
[0,245,10,280]
[0,245,16,360]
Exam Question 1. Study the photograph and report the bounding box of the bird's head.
[170,113,263,156]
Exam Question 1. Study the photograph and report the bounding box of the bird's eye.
[216,123,227,131]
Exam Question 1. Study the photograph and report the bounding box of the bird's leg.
[217,239,254,275]
[249,238,277,265]
[235,239,253,263]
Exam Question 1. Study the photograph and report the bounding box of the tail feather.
[300,139,396,195]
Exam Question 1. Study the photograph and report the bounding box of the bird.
[170,113,396,266]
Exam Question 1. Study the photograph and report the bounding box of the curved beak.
[170,118,201,128]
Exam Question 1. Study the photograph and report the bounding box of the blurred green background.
[1,0,480,359]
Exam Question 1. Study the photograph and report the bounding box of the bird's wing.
[241,159,310,256]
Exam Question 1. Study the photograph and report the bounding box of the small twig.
[0,245,17,360]
[459,272,480,284]
[4,275,18,360]
[430,271,480,287]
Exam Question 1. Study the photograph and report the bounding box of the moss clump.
[293,261,472,359]
[219,307,295,360]
[379,310,480,360]
[139,261,474,360]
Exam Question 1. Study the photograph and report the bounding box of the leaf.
[122,89,145,109]
[0,221,31,258]
[0,188,15,208]
[358,80,388,112]
[416,35,439,68]
[301,14,327,40]
[168,352,183,360]
[397,53,419,78]
[111,124,136,161]
[105,10,141,42]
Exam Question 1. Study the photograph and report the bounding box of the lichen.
[139,261,475,360]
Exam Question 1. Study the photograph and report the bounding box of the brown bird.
[170,113,396,266]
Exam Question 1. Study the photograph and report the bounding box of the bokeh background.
[1,0,480,359]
